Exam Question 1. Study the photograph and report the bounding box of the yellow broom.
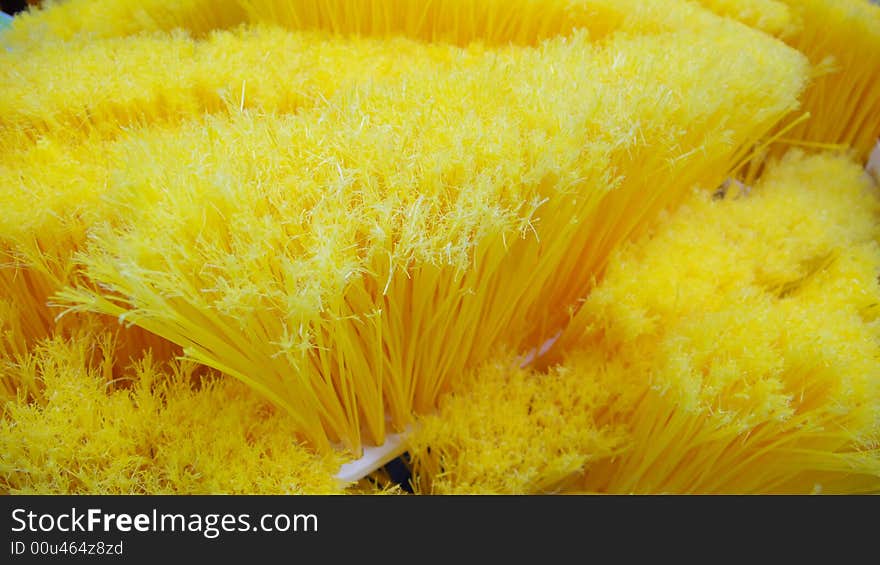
[772,0,880,164]
[409,151,880,494]
[553,0,880,353]
[3,1,802,462]
[0,324,346,494]
[2,1,808,479]
[695,0,880,176]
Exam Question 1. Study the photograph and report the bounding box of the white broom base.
[335,426,414,485]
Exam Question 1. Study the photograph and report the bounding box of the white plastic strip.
[334,328,564,484]
[519,332,561,368]
[867,139,880,185]
[335,426,414,485]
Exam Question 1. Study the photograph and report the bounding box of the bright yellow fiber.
[0,135,181,362]
[708,0,880,165]
[2,1,868,495]
[240,0,588,45]
[571,157,880,493]
[0,0,793,152]
[2,0,751,49]
[0,329,345,494]
[1,0,247,45]
[0,299,31,388]
[0,26,470,358]
[0,0,729,349]
[408,351,632,494]
[237,0,736,44]
[777,0,880,163]
[696,0,795,36]
[559,150,880,353]
[47,11,806,455]
[0,27,466,150]
[0,25,479,376]
[410,152,880,494]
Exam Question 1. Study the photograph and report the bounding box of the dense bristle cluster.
[408,351,632,494]
[0,27,470,148]
[29,20,806,454]
[696,0,795,36]
[2,2,801,378]
[0,327,346,494]
[1,0,737,49]
[0,26,465,357]
[701,0,880,167]
[2,0,876,493]
[241,0,582,45]
[1,0,247,44]
[777,0,880,163]
[410,152,880,494]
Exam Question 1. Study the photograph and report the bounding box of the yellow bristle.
[36,10,808,456]
[0,299,33,398]
[556,149,880,354]
[408,351,632,494]
[240,0,582,45]
[0,328,346,494]
[703,0,880,166]
[410,152,880,494]
[0,27,475,150]
[2,0,753,49]
[0,0,793,154]
[0,26,467,358]
[584,151,877,493]
[0,26,443,349]
[1,0,247,45]
[237,0,739,45]
[0,133,182,363]
[696,0,795,36]
[2,1,873,495]
[777,0,880,163]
